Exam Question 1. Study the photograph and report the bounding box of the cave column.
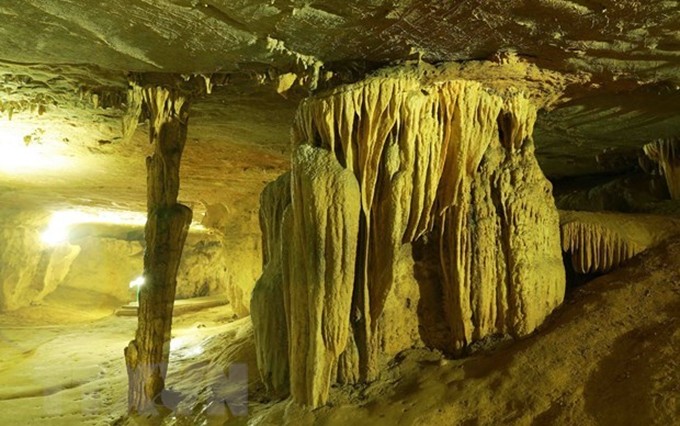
[124,86,193,415]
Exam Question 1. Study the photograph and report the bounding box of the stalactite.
[291,76,563,368]
[254,70,567,408]
[122,83,143,143]
[250,172,292,399]
[200,74,213,95]
[561,221,642,274]
[559,210,680,274]
[643,137,680,199]
[124,86,193,415]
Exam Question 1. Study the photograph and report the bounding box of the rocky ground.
[248,236,680,425]
[0,234,678,425]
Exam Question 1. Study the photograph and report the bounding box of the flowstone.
[253,65,567,407]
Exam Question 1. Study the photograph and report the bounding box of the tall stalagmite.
[282,146,360,407]
[251,172,292,398]
[124,86,193,414]
[253,65,567,408]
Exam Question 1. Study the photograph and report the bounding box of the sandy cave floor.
[0,288,247,426]
[1,237,679,425]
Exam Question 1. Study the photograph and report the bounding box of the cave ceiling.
[1,0,680,212]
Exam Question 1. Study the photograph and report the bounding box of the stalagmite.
[253,65,567,408]
[124,86,193,415]
[560,210,680,274]
[643,137,680,199]
[250,172,292,399]
[281,145,360,407]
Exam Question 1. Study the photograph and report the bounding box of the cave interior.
[0,1,679,425]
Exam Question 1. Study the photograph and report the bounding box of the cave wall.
[252,73,566,407]
[0,208,261,313]
[0,209,80,311]
[199,203,263,317]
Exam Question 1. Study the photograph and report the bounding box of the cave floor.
[1,237,679,426]
[0,288,241,425]
[251,238,680,425]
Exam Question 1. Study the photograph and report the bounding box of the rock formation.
[122,82,143,143]
[560,210,680,274]
[250,173,292,398]
[124,86,193,415]
[252,66,567,407]
[644,137,680,199]
[0,211,80,311]
[282,146,361,407]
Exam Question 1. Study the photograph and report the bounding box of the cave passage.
[1,4,680,425]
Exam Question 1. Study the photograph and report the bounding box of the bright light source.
[190,223,208,232]
[129,275,145,289]
[40,225,69,246]
[40,208,205,246]
[0,121,71,174]
[170,337,184,351]
[40,208,148,246]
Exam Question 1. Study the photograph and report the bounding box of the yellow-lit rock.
[254,70,566,407]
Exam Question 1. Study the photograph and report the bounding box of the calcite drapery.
[560,210,680,274]
[562,217,643,274]
[644,137,680,199]
[437,101,563,352]
[253,71,566,407]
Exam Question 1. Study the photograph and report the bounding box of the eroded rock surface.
[251,172,291,398]
[0,208,249,313]
[560,210,680,274]
[253,63,567,407]
[282,146,361,407]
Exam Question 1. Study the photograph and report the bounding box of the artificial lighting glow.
[40,224,69,246]
[170,337,184,351]
[40,208,148,246]
[190,223,208,232]
[0,121,72,174]
[129,275,145,289]
[40,208,207,246]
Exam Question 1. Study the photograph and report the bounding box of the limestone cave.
[0,1,678,425]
